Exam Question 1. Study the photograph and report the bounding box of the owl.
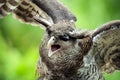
[0,0,120,80]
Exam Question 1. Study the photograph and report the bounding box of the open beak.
[47,36,61,57]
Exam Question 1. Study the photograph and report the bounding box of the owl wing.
[0,0,53,27]
[90,20,120,73]
[0,0,76,29]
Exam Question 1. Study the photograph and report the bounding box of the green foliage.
[0,0,120,80]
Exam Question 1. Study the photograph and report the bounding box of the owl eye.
[46,28,52,35]
[59,34,70,41]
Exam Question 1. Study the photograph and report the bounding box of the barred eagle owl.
[0,0,120,80]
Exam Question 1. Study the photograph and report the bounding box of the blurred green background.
[0,0,120,80]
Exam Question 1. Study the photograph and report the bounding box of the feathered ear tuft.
[33,14,53,28]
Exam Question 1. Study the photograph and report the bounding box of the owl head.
[35,19,92,73]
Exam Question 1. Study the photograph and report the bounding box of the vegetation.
[0,0,120,80]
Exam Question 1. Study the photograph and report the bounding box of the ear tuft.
[34,14,53,27]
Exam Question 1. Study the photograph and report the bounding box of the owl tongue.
[51,45,60,52]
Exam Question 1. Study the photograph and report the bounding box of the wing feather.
[13,0,53,27]
[91,20,120,73]
[0,0,53,28]
[0,0,21,18]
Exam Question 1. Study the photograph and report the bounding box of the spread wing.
[0,0,77,78]
[0,0,53,27]
[90,20,120,73]
[0,0,76,28]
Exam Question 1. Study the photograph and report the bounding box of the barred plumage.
[0,0,22,18]
[0,0,53,26]
[78,56,104,80]
[92,21,120,73]
[0,0,120,80]
[0,0,5,7]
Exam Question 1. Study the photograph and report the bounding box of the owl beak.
[47,36,61,57]
[47,36,55,49]
[47,36,56,57]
